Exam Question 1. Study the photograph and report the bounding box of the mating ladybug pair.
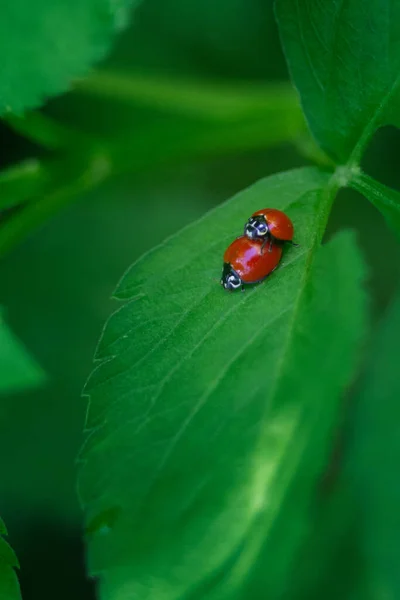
[221,209,297,291]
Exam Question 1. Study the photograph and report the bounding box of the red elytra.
[245,208,294,242]
[221,236,282,291]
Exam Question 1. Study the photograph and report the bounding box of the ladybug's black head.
[244,215,268,240]
[220,264,242,291]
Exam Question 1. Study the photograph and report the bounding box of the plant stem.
[0,153,111,258]
[0,159,49,211]
[75,70,303,121]
[5,111,93,151]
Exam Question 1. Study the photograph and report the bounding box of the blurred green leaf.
[0,518,21,600]
[78,167,367,599]
[0,0,140,115]
[348,289,400,600]
[276,0,400,165]
[280,485,366,600]
[350,172,400,238]
[109,0,285,81]
[0,309,45,395]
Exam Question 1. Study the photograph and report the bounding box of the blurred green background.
[1,1,400,598]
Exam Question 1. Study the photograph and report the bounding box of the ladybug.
[221,236,282,291]
[244,208,297,250]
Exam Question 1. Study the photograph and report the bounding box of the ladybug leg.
[264,238,273,253]
[289,240,300,247]
[260,237,273,254]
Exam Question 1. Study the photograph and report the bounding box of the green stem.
[5,111,94,151]
[350,171,400,209]
[0,152,111,258]
[349,171,400,238]
[75,70,303,121]
[0,159,49,211]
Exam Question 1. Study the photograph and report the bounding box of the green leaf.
[118,0,285,80]
[0,309,45,395]
[0,518,21,600]
[348,289,400,599]
[280,487,364,600]
[350,172,400,238]
[0,0,140,115]
[79,167,367,599]
[275,0,400,165]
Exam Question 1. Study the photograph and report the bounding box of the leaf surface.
[276,0,400,164]
[348,289,400,599]
[0,0,140,115]
[79,167,367,599]
[0,310,45,395]
[0,313,44,598]
[0,518,21,600]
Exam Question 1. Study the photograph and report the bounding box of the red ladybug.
[221,236,282,291]
[244,208,297,250]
